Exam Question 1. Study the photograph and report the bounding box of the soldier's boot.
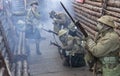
[36,41,41,55]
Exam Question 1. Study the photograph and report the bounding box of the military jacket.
[87,29,120,76]
[87,29,119,57]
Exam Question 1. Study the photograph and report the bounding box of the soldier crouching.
[58,29,85,67]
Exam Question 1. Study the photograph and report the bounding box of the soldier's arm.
[62,39,74,51]
[32,9,40,19]
[87,32,120,57]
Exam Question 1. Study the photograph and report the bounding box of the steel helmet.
[49,10,56,18]
[58,29,67,37]
[97,15,115,27]
[50,10,56,15]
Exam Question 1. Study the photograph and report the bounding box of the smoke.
[39,0,74,23]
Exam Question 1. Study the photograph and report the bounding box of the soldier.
[25,1,41,55]
[49,10,71,33]
[85,15,120,76]
[58,29,85,67]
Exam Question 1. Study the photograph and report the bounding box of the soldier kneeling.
[58,29,85,67]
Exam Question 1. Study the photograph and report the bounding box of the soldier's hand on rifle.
[81,36,92,49]
[75,20,79,25]
[82,36,96,54]
[86,38,95,47]
[81,40,86,48]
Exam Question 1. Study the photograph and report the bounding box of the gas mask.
[32,4,38,11]
[59,34,68,44]
[97,22,104,31]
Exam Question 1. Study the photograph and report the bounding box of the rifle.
[50,41,63,59]
[69,29,83,38]
[60,2,98,73]
[42,28,58,35]
[60,2,88,37]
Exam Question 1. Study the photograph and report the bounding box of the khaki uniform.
[63,36,83,56]
[84,15,120,76]
[61,35,85,67]
[58,30,83,55]
[25,7,41,39]
[53,12,71,33]
[87,29,120,76]
[87,29,119,57]
[53,24,61,34]
[26,8,40,25]
[58,29,85,67]
[25,5,41,55]
[53,12,71,27]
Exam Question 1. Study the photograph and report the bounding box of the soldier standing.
[49,10,71,33]
[85,15,120,76]
[25,1,41,55]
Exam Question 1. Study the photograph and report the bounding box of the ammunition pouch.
[84,52,96,68]
[101,56,120,76]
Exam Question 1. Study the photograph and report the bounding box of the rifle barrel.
[60,2,88,37]
[75,21,88,37]
[60,2,75,24]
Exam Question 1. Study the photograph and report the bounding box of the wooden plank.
[73,4,101,17]
[85,0,102,7]
[74,11,97,25]
[74,8,98,23]
[76,16,97,36]
[74,12,97,31]
[104,10,120,19]
[108,0,120,8]
[73,2,101,13]
[107,6,120,13]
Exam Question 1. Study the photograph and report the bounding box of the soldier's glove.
[86,38,96,51]
[81,36,92,48]
[81,40,86,48]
